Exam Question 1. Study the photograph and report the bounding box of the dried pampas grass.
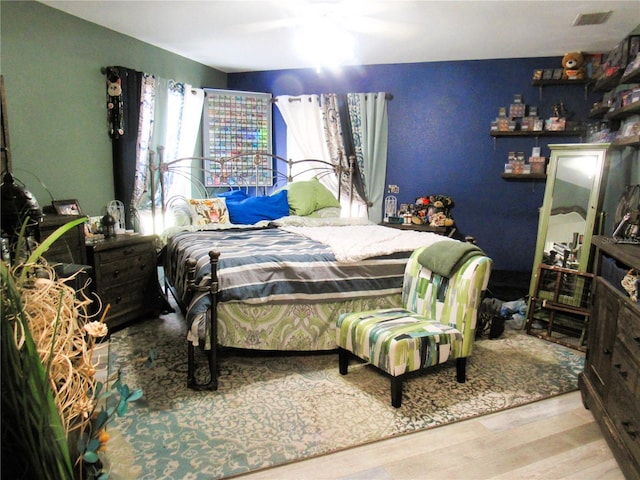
[12,262,108,435]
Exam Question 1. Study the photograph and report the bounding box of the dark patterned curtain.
[320,94,368,207]
[106,66,143,229]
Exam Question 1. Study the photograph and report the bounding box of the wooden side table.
[381,221,455,237]
[86,234,162,331]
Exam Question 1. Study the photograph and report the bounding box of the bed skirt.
[189,293,403,351]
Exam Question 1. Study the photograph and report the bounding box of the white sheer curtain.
[163,81,205,200]
[137,80,204,234]
[275,95,328,179]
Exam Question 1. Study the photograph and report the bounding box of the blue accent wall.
[228,58,600,272]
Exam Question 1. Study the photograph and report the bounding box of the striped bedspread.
[164,225,414,307]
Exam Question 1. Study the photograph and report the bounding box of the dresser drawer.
[95,251,155,284]
[94,241,154,265]
[609,380,640,463]
[610,340,639,398]
[99,283,152,317]
[618,303,640,360]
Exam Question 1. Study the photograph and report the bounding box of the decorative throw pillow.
[188,198,229,226]
[287,177,341,216]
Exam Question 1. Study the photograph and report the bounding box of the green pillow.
[311,177,341,210]
[287,177,340,216]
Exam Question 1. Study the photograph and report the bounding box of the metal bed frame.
[148,147,355,389]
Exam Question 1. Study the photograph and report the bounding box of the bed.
[150,149,457,390]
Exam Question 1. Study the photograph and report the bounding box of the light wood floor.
[234,390,625,480]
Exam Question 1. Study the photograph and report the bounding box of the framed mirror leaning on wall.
[532,144,609,275]
[526,143,611,349]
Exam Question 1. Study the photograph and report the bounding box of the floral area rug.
[105,310,584,480]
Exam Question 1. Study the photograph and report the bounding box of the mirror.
[527,145,608,348]
[543,155,599,270]
[529,144,608,300]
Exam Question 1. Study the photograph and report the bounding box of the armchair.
[336,242,492,407]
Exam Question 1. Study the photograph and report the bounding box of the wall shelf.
[606,101,640,121]
[612,135,640,149]
[490,130,585,138]
[594,71,624,92]
[620,66,640,84]
[589,105,610,119]
[531,79,592,87]
[531,78,592,100]
[501,173,546,180]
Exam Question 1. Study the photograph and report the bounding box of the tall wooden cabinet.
[579,236,640,479]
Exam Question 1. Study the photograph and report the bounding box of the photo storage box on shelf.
[529,157,547,174]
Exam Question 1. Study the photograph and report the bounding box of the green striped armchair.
[336,243,492,407]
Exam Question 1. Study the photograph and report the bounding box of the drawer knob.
[116,296,122,304]
[622,422,638,440]
[613,363,628,379]
[113,270,120,278]
[603,347,612,355]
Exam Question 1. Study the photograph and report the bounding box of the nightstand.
[86,234,162,331]
[381,222,456,237]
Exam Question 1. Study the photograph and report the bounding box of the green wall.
[1,1,226,217]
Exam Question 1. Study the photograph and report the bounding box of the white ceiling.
[40,0,640,73]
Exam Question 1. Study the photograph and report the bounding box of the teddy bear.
[561,52,586,80]
[427,195,455,227]
[106,67,125,138]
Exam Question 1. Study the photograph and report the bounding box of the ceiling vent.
[573,11,612,26]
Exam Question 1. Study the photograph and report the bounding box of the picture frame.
[52,199,83,216]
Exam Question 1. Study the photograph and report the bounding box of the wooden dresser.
[38,214,87,265]
[579,236,640,479]
[86,234,162,331]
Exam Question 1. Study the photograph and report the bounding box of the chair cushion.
[336,308,463,376]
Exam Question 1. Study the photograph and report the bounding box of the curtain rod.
[272,93,393,103]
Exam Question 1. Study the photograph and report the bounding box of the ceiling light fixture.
[294,7,356,71]
[572,11,613,26]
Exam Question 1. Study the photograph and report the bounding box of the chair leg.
[391,376,403,408]
[338,348,349,375]
[456,357,467,383]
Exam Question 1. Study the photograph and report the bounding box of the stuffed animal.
[106,67,125,139]
[427,195,455,227]
[561,52,586,80]
[413,196,430,223]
